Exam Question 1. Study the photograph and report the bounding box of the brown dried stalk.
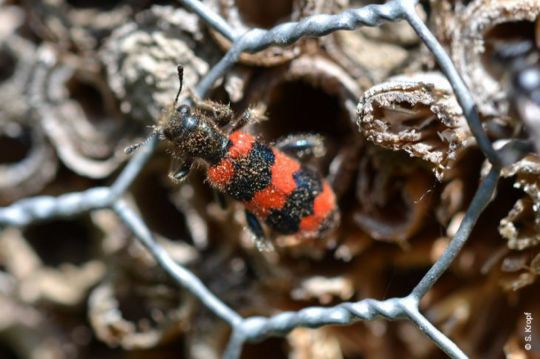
[357,72,472,181]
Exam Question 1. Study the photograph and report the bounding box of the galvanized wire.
[0,0,526,357]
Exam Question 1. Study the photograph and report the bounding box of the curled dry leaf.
[357,72,472,181]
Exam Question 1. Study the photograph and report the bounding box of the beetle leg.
[228,103,268,132]
[245,210,274,251]
[187,89,235,127]
[168,156,194,183]
[274,134,326,160]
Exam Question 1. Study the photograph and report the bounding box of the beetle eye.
[177,104,191,116]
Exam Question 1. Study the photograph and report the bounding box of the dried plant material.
[186,316,230,359]
[428,0,458,45]
[245,54,361,142]
[450,0,540,115]
[0,34,57,203]
[0,290,66,358]
[503,335,530,359]
[0,34,33,120]
[436,178,466,225]
[25,0,144,52]
[290,275,354,304]
[88,279,195,349]
[0,221,106,307]
[324,3,425,83]
[324,31,407,84]
[288,328,343,359]
[27,45,129,178]
[0,4,24,40]
[334,229,371,261]
[424,283,496,346]
[537,15,540,48]
[102,6,222,123]
[354,146,434,244]
[0,119,57,204]
[88,207,199,350]
[510,57,540,153]
[499,155,540,250]
[357,72,472,180]
[170,183,213,250]
[500,253,528,273]
[223,66,253,103]
[500,197,540,251]
[500,272,536,291]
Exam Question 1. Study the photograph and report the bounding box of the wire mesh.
[0,0,529,357]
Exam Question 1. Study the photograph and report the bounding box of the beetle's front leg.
[245,210,274,252]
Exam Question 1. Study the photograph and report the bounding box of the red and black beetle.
[127,66,340,247]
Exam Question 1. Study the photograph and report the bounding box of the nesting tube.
[27,45,128,178]
[0,216,105,307]
[0,34,57,203]
[88,273,195,349]
[354,145,434,243]
[357,72,472,181]
[450,0,540,115]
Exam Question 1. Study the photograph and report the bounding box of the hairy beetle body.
[207,131,338,238]
[128,66,339,242]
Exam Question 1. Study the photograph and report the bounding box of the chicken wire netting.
[0,0,539,358]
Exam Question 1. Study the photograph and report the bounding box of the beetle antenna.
[173,65,184,108]
[126,66,183,155]
[124,127,162,154]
